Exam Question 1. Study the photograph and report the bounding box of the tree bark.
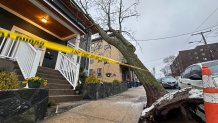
[116,45,166,107]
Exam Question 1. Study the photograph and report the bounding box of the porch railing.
[55,52,80,89]
[0,35,42,79]
[14,41,42,79]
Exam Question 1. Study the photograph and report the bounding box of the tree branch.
[118,0,123,33]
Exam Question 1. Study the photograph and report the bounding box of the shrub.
[85,75,100,84]
[112,79,121,84]
[0,71,18,90]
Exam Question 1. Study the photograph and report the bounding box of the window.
[97,68,102,77]
[90,59,94,64]
[195,57,199,59]
[194,52,198,55]
[200,49,204,51]
[203,58,207,61]
[202,53,205,56]
[89,69,94,75]
[190,65,202,77]
[91,43,95,52]
[96,41,103,50]
[203,61,218,76]
[182,67,191,78]
[91,43,95,49]
[104,44,111,50]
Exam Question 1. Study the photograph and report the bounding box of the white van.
[179,60,218,89]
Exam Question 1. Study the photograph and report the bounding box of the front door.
[42,49,58,68]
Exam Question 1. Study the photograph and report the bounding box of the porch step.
[37,67,61,75]
[49,89,76,95]
[37,66,81,103]
[47,83,73,89]
[49,95,82,103]
[37,73,66,80]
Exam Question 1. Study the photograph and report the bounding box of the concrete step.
[37,73,66,80]
[37,68,61,76]
[44,78,69,85]
[49,89,75,95]
[38,67,58,72]
[49,95,82,103]
[47,83,72,89]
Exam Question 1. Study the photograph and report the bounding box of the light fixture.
[41,17,47,23]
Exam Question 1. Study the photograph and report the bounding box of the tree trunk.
[82,13,166,106]
[118,47,166,107]
[97,26,166,107]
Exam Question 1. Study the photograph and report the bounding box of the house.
[0,0,97,102]
[89,37,138,83]
[170,43,218,76]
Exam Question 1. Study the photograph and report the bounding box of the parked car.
[179,60,218,89]
[160,76,179,89]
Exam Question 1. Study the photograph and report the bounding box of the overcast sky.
[89,0,218,78]
[121,0,218,78]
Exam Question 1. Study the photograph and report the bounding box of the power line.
[185,7,218,45]
[129,24,218,42]
[194,7,218,31]
[133,7,218,42]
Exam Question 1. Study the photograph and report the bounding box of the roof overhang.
[0,0,98,40]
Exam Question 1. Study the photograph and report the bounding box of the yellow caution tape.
[0,29,147,72]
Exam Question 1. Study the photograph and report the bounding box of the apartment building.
[170,43,218,76]
[89,37,138,83]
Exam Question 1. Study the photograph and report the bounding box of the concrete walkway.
[43,86,147,123]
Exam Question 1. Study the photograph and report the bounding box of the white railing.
[0,35,42,79]
[14,41,42,79]
[55,52,80,89]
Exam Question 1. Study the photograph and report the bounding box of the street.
[166,88,179,93]
[43,86,146,123]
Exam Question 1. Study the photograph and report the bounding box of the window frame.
[182,66,192,78]
[97,68,102,77]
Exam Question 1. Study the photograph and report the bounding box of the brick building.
[170,43,218,76]
[89,37,138,83]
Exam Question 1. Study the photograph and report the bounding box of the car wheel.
[177,86,181,90]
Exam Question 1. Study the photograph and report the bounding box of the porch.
[0,0,96,103]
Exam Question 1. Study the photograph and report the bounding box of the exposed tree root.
[140,88,204,123]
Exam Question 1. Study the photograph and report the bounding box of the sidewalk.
[42,86,147,123]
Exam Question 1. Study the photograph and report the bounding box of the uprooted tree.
[75,0,166,106]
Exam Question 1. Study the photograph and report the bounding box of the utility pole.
[192,30,213,60]
[192,30,211,45]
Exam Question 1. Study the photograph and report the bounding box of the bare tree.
[163,55,176,64]
[74,0,166,106]
[160,55,175,76]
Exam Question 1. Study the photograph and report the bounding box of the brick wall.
[171,43,218,76]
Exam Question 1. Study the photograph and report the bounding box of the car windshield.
[162,76,176,82]
[203,61,218,76]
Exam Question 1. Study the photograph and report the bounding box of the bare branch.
[122,30,143,54]
[118,0,123,33]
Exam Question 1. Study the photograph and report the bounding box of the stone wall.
[82,82,128,100]
[0,89,48,122]
[0,58,16,72]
